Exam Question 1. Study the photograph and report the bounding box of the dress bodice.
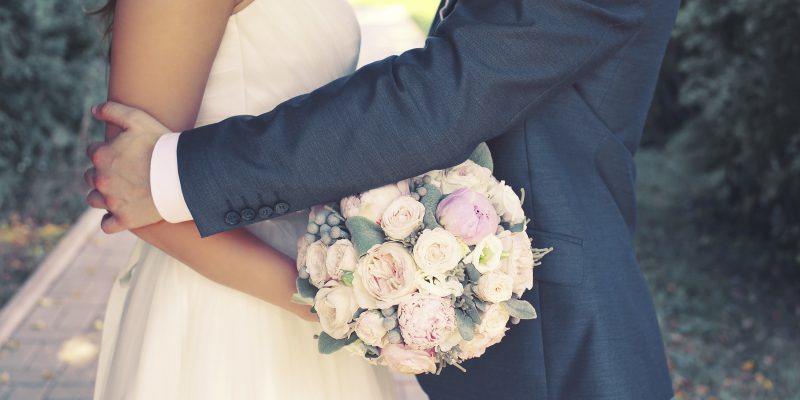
[195,0,361,127]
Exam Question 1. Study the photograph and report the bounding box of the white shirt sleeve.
[150,132,194,223]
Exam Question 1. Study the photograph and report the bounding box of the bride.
[91,0,396,398]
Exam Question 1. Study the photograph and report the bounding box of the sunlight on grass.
[350,0,439,32]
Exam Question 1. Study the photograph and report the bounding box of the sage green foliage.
[468,142,494,172]
[317,331,357,354]
[0,0,106,223]
[345,216,385,257]
[648,0,800,248]
[419,183,443,230]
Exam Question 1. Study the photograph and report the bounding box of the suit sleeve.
[178,0,651,237]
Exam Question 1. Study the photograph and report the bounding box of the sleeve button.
[240,208,256,221]
[274,202,290,215]
[224,211,241,225]
[257,206,274,219]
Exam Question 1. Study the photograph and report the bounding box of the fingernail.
[91,104,99,115]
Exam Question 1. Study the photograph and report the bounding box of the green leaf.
[419,183,444,230]
[345,216,385,257]
[502,299,538,320]
[455,309,475,341]
[464,296,482,325]
[318,332,358,354]
[468,142,494,172]
[341,271,354,287]
[296,277,318,299]
[464,263,482,283]
[508,222,525,233]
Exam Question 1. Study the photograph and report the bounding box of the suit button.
[257,206,274,219]
[224,211,241,225]
[240,208,256,221]
[274,202,290,215]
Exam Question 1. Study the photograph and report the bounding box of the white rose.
[474,271,514,303]
[464,234,503,273]
[381,196,425,240]
[355,180,411,223]
[477,303,510,337]
[326,239,358,280]
[380,344,437,374]
[413,228,464,277]
[457,331,504,360]
[498,231,535,297]
[315,284,359,339]
[487,181,526,225]
[340,195,362,219]
[438,329,463,352]
[352,243,418,309]
[439,160,493,195]
[296,236,310,274]
[354,310,389,347]
[306,241,330,288]
[416,273,464,298]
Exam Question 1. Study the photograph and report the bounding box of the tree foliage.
[0,0,105,223]
[648,0,800,248]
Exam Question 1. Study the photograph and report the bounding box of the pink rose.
[397,293,456,350]
[436,188,500,245]
[379,344,437,374]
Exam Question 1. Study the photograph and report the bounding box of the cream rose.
[296,236,310,274]
[354,310,389,347]
[381,196,425,240]
[352,243,418,309]
[315,284,359,339]
[325,239,358,281]
[306,241,330,288]
[464,234,504,273]
[474,271,514,303]
[340,195,362,219]
[439,160,493,195]
[413,228,464,277]
[457,331,504,360]
[397,293,457,350]
[354,180,411,223]
[487,181,526,225]
[477,303,510,337]
[379,344,437,374]
[498,231,536,297]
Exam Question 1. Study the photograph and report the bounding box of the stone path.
[0,5,428,400]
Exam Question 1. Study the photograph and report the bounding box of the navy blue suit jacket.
[177,0,679,398]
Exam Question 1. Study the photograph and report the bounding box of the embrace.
[84,0,680,399]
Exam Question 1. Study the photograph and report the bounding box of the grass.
[349,0,438,32]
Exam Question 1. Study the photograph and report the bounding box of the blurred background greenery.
[0,0,797,399]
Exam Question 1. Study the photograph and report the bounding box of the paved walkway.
[0,5,427,400]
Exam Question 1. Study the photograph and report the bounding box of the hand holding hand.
[85,102,169,233]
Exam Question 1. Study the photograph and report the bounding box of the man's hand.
[85,102,169,234]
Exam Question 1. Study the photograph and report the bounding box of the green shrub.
[0,0,105,223]
[662,0,800,248]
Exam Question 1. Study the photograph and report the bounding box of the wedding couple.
[84,0,679,398]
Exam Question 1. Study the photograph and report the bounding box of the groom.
[86,1,679,398]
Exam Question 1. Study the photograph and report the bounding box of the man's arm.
[175,0,652,236]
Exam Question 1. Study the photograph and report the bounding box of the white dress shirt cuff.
[150,132,194,223]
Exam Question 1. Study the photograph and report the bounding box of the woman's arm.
[106,0,314,320]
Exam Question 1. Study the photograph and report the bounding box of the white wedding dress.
[93,1,397,399]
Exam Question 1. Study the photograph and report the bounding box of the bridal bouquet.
[293,144,552,374]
